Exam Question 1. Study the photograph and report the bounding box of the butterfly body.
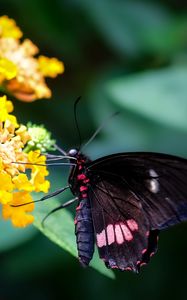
[69,149,95,266]
[68,150,95,266]
[74,196,95,267]
[67,150,187,272]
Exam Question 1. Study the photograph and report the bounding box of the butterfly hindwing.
[89,177,151,271]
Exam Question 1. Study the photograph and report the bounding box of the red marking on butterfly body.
[76,204,82,211]
[77,174,86,180]
[80,186,88,192]
[83,179,90,184]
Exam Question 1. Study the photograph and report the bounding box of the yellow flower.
[38,56,64,78]
[0,57,17,81]
[27,150,50,193]
[0,190,13,204]
[0,16,64,102]
[0,15,22,39]
[0,95,50,227]
[12,174,34,192]
[16,125,31,144]
[0,95,18,126]
[0,172,14,190]
[2,192,34,227]
[0,123,27,176]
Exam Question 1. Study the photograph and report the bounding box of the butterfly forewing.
[88,152,187,229]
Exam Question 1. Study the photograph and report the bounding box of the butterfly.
[17,99,187,272]
[59,148,187,272]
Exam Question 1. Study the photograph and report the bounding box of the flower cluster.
[25,123,56,153]
[0,15,64,102]
[0,95,50,227]
[0,15,63,228]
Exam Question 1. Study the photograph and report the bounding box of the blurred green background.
[1,0,187,299]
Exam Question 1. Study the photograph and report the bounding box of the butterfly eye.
[68,148,78,157]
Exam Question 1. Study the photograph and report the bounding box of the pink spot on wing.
[106,224,115,245]
[111,265,118,269]
[127,219,138,231]
[80,186,88,192]
[115,224,124,244]
[142,248,147,254]
[97,230,107,247]
[120,223,133,241]
[77,174,86,180]
[78,165,82,170]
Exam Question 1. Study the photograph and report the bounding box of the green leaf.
[90,250,115,279]
[33,198,114,279]
[106,66,187,132]
[0,219,37,252]
[79,0,187,56]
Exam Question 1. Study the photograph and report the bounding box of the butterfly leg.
[42,197,78,226]
[11,186,70,207]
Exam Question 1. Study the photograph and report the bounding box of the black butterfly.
[55,148,187,273]
[17,101,187,272]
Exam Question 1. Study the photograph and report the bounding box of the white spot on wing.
[146,169,159,193]
[149,169,158,178]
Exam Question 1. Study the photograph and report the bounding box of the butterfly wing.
[87,152,187,271]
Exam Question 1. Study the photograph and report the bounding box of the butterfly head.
[68,148,91,165]
[68,148,79,157]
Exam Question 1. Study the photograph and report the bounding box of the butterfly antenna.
[54,144,67,156]
[74,96,82,151]
[81,111,119,151]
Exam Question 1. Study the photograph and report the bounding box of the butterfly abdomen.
[75,197,95,267]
